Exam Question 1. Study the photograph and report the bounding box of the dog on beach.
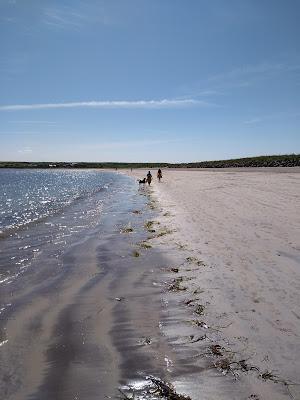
[138,178,146,184]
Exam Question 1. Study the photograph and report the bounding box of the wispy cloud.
[43,8,85,29]
[243,111,300,125]
[181,60,300,100]
[207,61,300,90]
[0,16,16,24]
[0,98,211,111]
[43,3,111,30]
[18,147,32,154]
[244,118,262,125]
[208,62,286,82]
[176,89,222,100]
[9,120,57,124]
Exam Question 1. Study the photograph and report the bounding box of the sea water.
[0,169,133,289]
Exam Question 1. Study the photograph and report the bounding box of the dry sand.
[127,167,300,399]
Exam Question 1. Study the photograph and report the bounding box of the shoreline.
[122,167,300,399]
[0,173,194,400]
[1,168,299,399]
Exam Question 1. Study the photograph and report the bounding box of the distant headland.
[0,154,299,169]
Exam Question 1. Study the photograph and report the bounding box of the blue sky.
[0,0,299,162]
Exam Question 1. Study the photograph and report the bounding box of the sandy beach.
[2,1,299,398]
[1,168,300,400]
[125,167,300,399]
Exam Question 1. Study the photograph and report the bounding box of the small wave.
[0,187,107,239]
[0,276,13,284]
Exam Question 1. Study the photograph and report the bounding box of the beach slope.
[136,167,300,399]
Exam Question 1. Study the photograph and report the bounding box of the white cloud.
[0,98,210,111]
[18,147,32,154]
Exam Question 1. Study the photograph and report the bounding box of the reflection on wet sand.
[1,177,193,400]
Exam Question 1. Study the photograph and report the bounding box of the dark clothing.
[157,169,162,181]
[146,172,152,185]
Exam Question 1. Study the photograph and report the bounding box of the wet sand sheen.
[1,176,192,400]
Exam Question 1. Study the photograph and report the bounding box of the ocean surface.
[0,168,134,294]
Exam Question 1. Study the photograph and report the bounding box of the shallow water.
[0,169,114,233]
[0,169,125,288]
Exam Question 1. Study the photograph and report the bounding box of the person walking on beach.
[157,168,162,182]
[146,171,152,186]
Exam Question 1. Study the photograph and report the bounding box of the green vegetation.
[173,154,300,168]
[1,154,299,169]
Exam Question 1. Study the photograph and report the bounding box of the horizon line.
[0,153,298,164]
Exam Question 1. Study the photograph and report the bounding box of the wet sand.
[126,167,300,399]
[0,178,189,400]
